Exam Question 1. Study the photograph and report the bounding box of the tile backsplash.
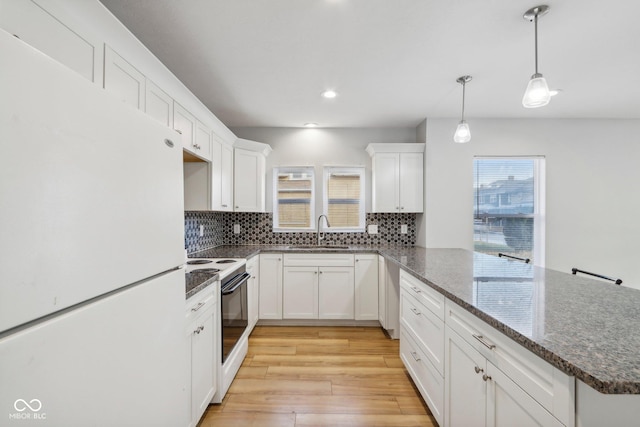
[184,211,416,254]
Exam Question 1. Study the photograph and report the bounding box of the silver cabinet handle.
[222,204,228,207]
[473,334,496,350]
[411,286,421,294]
[474,366,484,374]
[410,307,420,316]
[194,325,204,334]
[191,302,205,312]
[314,271,317,275]
[411,351,421,362]
[482,374,492,382]
[175,129,182,135]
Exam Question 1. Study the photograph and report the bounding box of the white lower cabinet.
[400,270,445,425]
[283,266,318,319]
[442,299,574,427]
[318,266,354,319]
[354,254,378,320]
[378,255,400,338]
[259,254,283,319]
[399,269,575,427]
[246,255,260,330]
[185,287,217,427]
[280,254,355,320]
[444,327,563,427]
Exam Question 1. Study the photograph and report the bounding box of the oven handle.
[221,272,250,295]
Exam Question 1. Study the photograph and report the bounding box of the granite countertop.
[188,244,640,394]
[185,270,218,300]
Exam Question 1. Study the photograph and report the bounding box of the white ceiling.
[99,0,640,128]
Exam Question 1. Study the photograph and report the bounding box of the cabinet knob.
[222,204,228,207]
[175,129,183,135]
[474,366,484,374]
[482,374,492,382]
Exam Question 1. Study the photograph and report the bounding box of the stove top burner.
[216,259,237,264]
[190,268,220,274]
[187,259,213,265]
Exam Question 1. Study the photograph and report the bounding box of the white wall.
[232,127,416,212]
[423,118,640,289]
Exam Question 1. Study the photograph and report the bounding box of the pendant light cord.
[461,81,466,121]
[534,13,539,75]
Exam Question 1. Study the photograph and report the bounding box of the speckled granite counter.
[188,244,640,394]
[185,270,218,300]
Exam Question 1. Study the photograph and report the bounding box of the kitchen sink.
[287,245,350,250]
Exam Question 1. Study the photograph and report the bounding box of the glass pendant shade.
[453,120,471,143]
[522,73,551,108]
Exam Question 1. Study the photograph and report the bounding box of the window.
[323,167,365,232]
[273,167,314,231]
[473,157,545,265]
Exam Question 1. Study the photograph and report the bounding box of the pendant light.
[522,5,551,108]
[454,75,472,143]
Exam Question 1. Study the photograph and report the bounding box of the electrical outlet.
[199,225,204,237]
[401,224,408,234]
[234,224,240,234]
[367,224,378,234]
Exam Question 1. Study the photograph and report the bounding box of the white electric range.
[185,257,246,280]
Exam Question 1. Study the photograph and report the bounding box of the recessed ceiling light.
[304,123,318,128]
[321,90,337,99]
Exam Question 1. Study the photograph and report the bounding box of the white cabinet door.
[399,152,424,212]
[145,79,173,128]
[188,303,215,424]
[234,148,265,212]
[194,120,212,161]
[283,266,318,319]
[354,254,378,320]
[486,362,564,427]
[104,46,145,110]
[259,254,283,320]
[445,328,486,427]
[372,152,400,212]
[174,102,196,153]
[378,255,387,327]
[246,257,260,330]
[212,134,234,211]
[318,267,354,319]
[0,0,100,82]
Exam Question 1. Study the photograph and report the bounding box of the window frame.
[322,166,366,233]
[272,166,315,232]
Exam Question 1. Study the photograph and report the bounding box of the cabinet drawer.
[445,300,574,426]
[400,329,444,427]
[283,253,354,267]
[185,286,216,325]
[400,270,444,320]
[400,290,444,375]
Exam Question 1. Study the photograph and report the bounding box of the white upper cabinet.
[366,143,425,213]
[233,138,272,212]
[104,45,145,110]
[0,0,101,83]
[145,79,173,128]
[194,120,212,161]
[211,133,234,211]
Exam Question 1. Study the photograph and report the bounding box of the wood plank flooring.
[197,326,437,427]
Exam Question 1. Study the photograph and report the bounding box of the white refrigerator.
[0,30,188,426]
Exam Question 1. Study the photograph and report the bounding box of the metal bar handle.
[411,351,421,362]
[410,307,421,316]
[221,272,251,295]
[572,268,622,285]
[191,302,205,312]
[498,253,530,264]
[472,334,496,350]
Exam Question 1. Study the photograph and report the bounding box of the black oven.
[221,266,250,363]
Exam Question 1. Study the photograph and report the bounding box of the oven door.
[221,272,250,363]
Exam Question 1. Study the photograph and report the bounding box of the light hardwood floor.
[197,326,437,427]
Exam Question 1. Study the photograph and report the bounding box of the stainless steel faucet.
[316,214,331,245]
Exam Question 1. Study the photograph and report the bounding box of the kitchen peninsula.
[190,245,640,426]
